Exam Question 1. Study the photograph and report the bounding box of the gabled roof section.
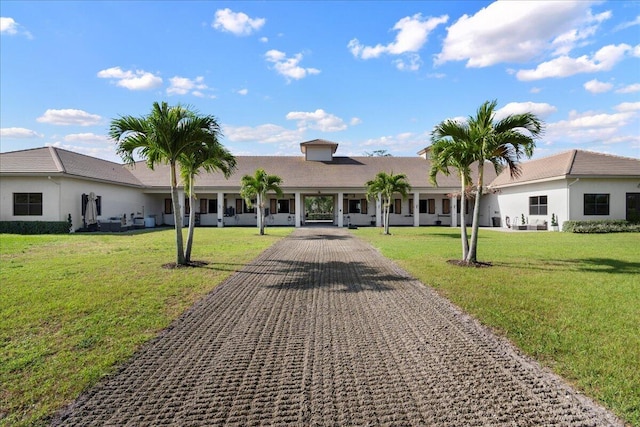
[300,139,338,154]
[490,149,640,187]
[0,147,143,186]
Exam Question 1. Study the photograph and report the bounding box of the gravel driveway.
[53,227,622,426]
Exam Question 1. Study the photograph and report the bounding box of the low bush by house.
[0,220,71,235]
[562,219,640,233]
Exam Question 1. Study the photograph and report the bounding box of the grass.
[0,227,292,427]
[354,226,640,426]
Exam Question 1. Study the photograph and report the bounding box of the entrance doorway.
[304,195,335,224]
[626,193,640,222]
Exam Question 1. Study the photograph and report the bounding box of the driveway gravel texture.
[53,227,623,426]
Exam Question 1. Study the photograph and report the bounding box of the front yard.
[355,227,640,426]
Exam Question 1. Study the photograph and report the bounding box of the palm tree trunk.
[384,198,391,235]
[460,175,469,260]
[170,162,186,265]
[466,163,484,263]
[185,175,196,263]
[257,193,264,235]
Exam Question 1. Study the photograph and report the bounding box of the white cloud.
[530,87,542,94]
[613,15,640,32]
[63,132,111,144]
[286,109,347,132]
[615,83,640,94]
[37,109,102,126]
[584,79,613,93]
[350,117,362,126]
[495,102,558,120]
[223,123,302,145]
[237,88,248,95]
[348,13,447,70]
[516,43,632,81]
[97,66,162,90]
[435,1,599,67]
[1,17,32,38]
[361,132,428,152]
[265,50,320,81]
[167,76,210,96]
[614,102,640,112]
[213,8,265,36]
[260,36,268,43]
[0,127,43,138]
[545,108,638,146]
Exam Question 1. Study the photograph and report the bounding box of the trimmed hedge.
[0,221,71,235]
[562,219,640,233]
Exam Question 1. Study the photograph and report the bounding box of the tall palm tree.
[111,101,223,265]
[428,134,478,260]
[180,138,236,263]
[240,169,283,235]
[365,171,411,235]
[432,100,542,263]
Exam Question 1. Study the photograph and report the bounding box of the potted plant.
[516,213,527,230]
[550,213,559,231]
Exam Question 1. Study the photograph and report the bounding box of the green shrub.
[0,221,71,235]
[562,219,640,233]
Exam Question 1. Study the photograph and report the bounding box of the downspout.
[567,178,580,224]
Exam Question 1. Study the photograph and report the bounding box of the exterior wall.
[305,146,333,162]
[0,175,155,231]
[568,178,639,221]
[0,176,62,222]
[494,180,568,228]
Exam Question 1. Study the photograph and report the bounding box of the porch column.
[451,196,457,228]
[217,192,224,228]
[338,192,344,227]
[376,195,382,227]
[295,192,301,228]
[413,192,420,227]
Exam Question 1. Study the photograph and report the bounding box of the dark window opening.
[529,195,548,215]
[584,194,609,215]
[14,193,43,216]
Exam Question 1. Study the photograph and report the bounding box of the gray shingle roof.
[490,149,640,187]
[126,155,492,192]
[0,147,142,186]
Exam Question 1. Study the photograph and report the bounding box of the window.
[208,199,218,214]
[238,198,255,214]
[419,200,427,214]
[584,194,609,215]
[442,199,451,214]
[14,193,42,216]
[290,199,296,215]
[278,199,290,214]
[409,199,414,215]
[348,199,361,214]
[394,199,402,214]
[529,195,548,215]
[456,198,470,214]
[428,199,435,214]
[200,198,208,214]
[164,198,172,214]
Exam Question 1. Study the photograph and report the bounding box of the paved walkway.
[54,228,621,426]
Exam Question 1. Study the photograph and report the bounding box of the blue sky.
[1,1,639,163]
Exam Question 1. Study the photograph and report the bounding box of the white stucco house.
[1,139,638,232]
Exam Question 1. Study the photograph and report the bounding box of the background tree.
[111,101,225,265]
[432,100,542,263]
[240,169,283,235]
[365,171,411,235]
[180,139,236,263]
[364,149,392,157]
[428,135,477,260]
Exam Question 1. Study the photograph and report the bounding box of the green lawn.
[354,226,640,426]
[0,227,292,427]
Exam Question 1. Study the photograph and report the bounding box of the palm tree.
[365,171,411,235]
[432,100,542,263]
[240,169,283,235]
[180,138,236,263]
[111,101,223,265]
[428,134,478,260]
